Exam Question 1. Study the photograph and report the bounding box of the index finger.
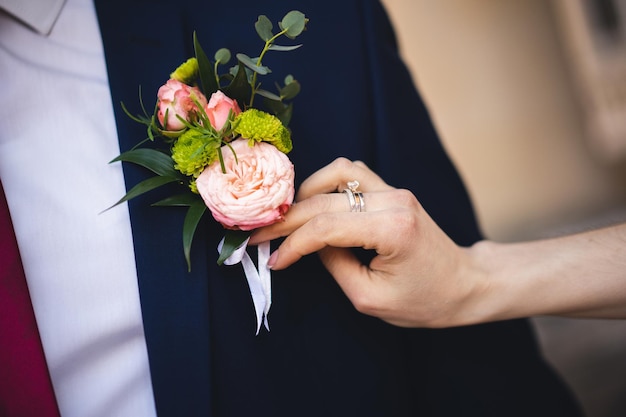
[268,209,401,270]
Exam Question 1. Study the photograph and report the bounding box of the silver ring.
[343,180,365,212]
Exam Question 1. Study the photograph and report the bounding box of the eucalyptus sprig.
[241,10,307,108]
[216,10,307,123]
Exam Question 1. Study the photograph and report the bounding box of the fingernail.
[267,251,278,269]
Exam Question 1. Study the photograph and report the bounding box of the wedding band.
[343,180,365,212]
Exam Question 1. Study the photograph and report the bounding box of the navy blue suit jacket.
[95,1,583,416]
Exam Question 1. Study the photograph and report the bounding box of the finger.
[250,189,413,244]
[319,247,414,328]
[251,192,376,243]
[267,210,402,270]
[296,157,393,201]
[318,246,374,299]
[251,193,340,244]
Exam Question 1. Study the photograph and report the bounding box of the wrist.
[453,240,506,326]
[462,238,556,323]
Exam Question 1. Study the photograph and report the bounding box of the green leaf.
[280,80,300,100]
[256,89,282,101]
[152,193,201,207]
[255,15,273,41]
[267,44,302,52]
[182,199,207,271]
[223,62,252,106]
[214,48,231,65]
[217,230,251,265]
[280,103,294,126]
[280,102,294,126]
[105,175,180,211]
[120,85,156,127]
[236,53,270,75]
[194,32,219,95]
[121,101,150,125]
[267,100,293,127]
[280,11,307,39]
[110,148,183,179]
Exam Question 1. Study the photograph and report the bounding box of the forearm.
[467,223,626,322]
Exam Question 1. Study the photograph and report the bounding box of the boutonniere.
[108,11,308,334]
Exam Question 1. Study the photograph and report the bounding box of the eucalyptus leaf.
[194,32,219,95]
[217,230,251,265]
[279,11,307,39]
[256,89,282,101]
[152,193,201,207]
[182,199,207,271]
[110,148,183,178]
[280,80,300,100]
[105,175,180,211]
[214,48,231,65]
[267,44,302,52]
[255,15,273,41]
[236,53,270,75]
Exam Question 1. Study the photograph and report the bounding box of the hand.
[250,158,484,328]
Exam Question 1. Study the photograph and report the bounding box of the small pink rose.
[157,79,208,131]
[205,91,242,131]
[196,138,295,231]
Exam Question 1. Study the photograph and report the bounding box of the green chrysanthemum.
[171,129,218,177]
[170,57,199,84]
[233,109,292,153]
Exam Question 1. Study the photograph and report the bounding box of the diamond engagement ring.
[343,180,365,212]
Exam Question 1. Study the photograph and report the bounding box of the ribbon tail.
[217,236,272,334]
[258,241,272,331]
[239,252,266,335]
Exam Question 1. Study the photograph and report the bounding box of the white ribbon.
[218,237,272,335]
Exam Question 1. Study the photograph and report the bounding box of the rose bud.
[205,90,242,131]
[157,79,208,131]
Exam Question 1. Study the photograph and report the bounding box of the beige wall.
[381,0,626,241]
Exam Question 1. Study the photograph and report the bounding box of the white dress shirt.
[0,0,157,415]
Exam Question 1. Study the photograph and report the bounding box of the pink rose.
[196,138,295,231]
[205,91,242,131]
[157,79,208,131]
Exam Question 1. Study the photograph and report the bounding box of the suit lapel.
[95,1,213,415]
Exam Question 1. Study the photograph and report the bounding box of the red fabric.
[0,182,60,417]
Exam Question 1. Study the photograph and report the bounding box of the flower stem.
[248,28,288,108]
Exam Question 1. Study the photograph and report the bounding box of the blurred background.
[380,1,626,416]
